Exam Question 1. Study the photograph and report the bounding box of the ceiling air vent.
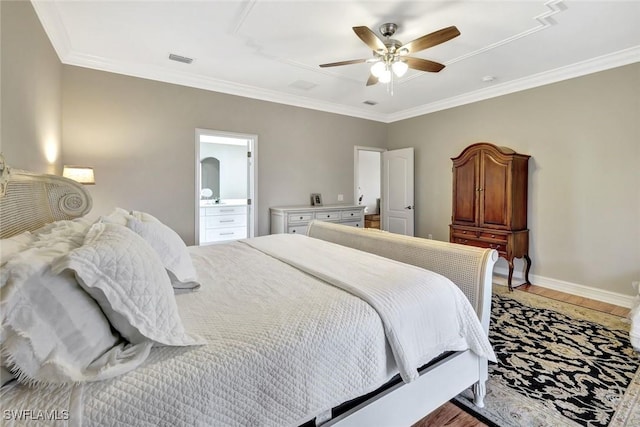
[363,100,378,106]
[168,53,193,64]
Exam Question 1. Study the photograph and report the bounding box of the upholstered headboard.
[0,155,92,238]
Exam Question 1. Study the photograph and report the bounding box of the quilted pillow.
[1,228,152,385]
[52,222,203,346]
[126,216,200,291]
[100,207,132,226]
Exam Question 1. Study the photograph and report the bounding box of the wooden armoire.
[449,142,531,290]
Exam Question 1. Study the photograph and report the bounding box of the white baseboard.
[493,267,635,309]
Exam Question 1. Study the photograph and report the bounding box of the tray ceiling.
[33,0,640,122]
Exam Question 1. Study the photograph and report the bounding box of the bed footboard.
[307,220,498,332]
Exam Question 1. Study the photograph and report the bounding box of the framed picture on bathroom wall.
[311,193,323,206]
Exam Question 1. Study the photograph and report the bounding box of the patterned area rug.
[454,287,640,426]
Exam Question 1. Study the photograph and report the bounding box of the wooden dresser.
[270,205,365,235]
[449,142,531,290]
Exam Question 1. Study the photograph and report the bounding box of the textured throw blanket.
[244,233,496,382]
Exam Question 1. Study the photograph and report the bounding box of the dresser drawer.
[315,211,341,221]
[205,226,247,242]
[205,214,246,228]
[205,205,247,216]
[342,221,363,228]
[287,225,308,235]
[341,210,363,220]
[288,213,313,223]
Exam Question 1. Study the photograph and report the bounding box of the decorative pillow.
[0,233,152,385]
[126,217,200,291]
[0,231,34,264]
[130,210,162,223]
[52,222,203,346]
[100,207,132,226]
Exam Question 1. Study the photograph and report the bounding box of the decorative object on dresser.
[270,205,364,235]
[310,193,323,206]
[449,142,531,291]
[365,214,381,229]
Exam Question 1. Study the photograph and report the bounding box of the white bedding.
[244,234,495,382]
[1,235,493,426]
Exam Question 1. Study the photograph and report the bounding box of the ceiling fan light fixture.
[370,61,386,78]
[392,60,408,77]
[378,69,392,83]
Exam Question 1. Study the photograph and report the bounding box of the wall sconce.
[62,165,95,185]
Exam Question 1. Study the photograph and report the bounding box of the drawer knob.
[327,215,330,218]
[292,230,296,233]
[491,234,495,238]
[300,216,303,220]
[462,231,467,234]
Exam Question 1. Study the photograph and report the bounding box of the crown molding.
[58,45,640,124]
[385,46,640,123]
[61,50,388,122]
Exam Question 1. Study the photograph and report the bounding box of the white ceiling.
[33,0,640,123]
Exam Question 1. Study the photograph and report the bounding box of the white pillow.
[100,207,132,226]
[126,217,200,291]
[0,231,34,264]
[1,231,152,385]
[53,222,203,346]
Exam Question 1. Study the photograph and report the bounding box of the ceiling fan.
[320,23,460,87]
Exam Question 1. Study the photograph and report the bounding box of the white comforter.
[1,235,493,427]
[244,234,495,382]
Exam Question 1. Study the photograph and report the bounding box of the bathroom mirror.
[200,157,220,199]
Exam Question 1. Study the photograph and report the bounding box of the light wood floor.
[412,284,630,427]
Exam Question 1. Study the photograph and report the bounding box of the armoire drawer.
[452,237,506,253]
[478,231,507,242]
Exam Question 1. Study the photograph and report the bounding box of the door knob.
[404,206,414,210]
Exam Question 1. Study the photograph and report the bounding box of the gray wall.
[61,66,388,243]
[0,0,62,174]
[388,63,640,295]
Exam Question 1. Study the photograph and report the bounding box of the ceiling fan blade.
[353,26,387,52]
[366,74,379,86]
[405,57,445,73]
[319,58,368,68]
[401,26,460,53]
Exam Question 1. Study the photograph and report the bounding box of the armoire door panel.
[480,152,509,228]
[452,155,478,225]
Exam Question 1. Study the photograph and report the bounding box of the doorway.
[195,129,257,245]
[354,146,414,236]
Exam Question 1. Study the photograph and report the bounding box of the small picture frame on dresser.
[310,193,323,206]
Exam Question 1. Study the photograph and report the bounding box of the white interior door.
[382,147,414,236]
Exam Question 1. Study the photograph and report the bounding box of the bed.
[0,155,498,427]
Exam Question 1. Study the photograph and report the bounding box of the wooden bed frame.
[0,154,498,427]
